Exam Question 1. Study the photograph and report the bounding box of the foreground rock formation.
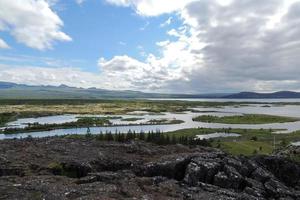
[0,137,299,199]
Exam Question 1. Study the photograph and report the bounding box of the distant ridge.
[0,81,228,99]
[0,81,299,99]
[223,91,300,99]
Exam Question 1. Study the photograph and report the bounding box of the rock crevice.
[0,137,299,199]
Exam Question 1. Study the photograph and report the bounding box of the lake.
[2,101,300,140]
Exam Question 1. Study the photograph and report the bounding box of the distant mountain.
[1,81,299,99]
[0,82,17,89]
[223,91,300,99]
[0,81,229,99]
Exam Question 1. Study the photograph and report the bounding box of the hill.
[224,91,300,99]
[0,81,228,99]
[1,81,300,99]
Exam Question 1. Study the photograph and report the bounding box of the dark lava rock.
[0,137,299,199]
[253,155,300,187]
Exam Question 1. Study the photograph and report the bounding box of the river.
[1,101,300,140]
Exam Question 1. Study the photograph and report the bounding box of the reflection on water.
[2,103,300,139]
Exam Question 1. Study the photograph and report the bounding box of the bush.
[250,136,258,141]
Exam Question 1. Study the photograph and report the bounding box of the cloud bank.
[0,0,71,50]
[101,0,300,93]
[1,0,300,93]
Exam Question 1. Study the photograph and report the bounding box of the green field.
[0,99,299,158]
[0,99,271,116]
[0,112,56,126]
[60,127,300,157]
[1,116,116,134]
[167,128,300,156]
[121,117,144,121]
[1,116,184,134]
[193,114,298,124]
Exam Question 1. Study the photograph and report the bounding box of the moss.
[167,127,300,156]
[48,162,63,175]
[47,162,84,178]
[30,191,43,200]
[121,117,143,121]
[193,114,298,124]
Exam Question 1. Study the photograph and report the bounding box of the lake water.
[292,141,300,146]
[2,101,300,140]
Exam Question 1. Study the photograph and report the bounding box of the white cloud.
[0,0,71,50]
[2,0,300,93]
[0,62,121,89]
[0,38,9,49]
[174,0,300,92]
[156,40,170,47]
[98,55,178,90]
[101,0,300,93]
[160,17,172,27]
[105,0,196,16]
[0,65,96,87]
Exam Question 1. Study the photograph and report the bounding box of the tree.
[86,127,92,138]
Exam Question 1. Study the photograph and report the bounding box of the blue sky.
[1,0,300,93]
[0,0,179,73]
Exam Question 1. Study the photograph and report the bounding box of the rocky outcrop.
[0,137,299,199]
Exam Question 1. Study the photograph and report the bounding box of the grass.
[0,112,56,126]
[1,116,184,134]
[62,127,299,156]
[1,116,116,134]
[167,127,300,156]
[121,117,143,121]
[0,100,193,116]
[147,119,184,125]
[47,161,79,178]
[0,99,270,117]
[219,141,273,155]
[0,113,16,126]
[76,116,122,125]
[193,114,298,124]
[0,99,299,157]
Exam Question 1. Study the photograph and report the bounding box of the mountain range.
[0,81,300,99]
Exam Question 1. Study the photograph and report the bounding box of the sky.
[0,0,300,93]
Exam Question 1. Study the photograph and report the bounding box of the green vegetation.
[47,161,80,178]
[289,154,300,163]
[1,99,297,126]
[1,117,116,134]
[62,127,300,157]
[1,116,184,134]
[0,99,194,116]
[167,127,300,156]
[76,116,121,126]
[121,117,143,121]
[61,126,299,157]
[64,130,211,147]
[147,119,184,125]
[0,113,16,126]
[193,114,298,124]
[1,99,299,158]
[0,99,270,117]
[220,141,273,155]
[0,112,56,126]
